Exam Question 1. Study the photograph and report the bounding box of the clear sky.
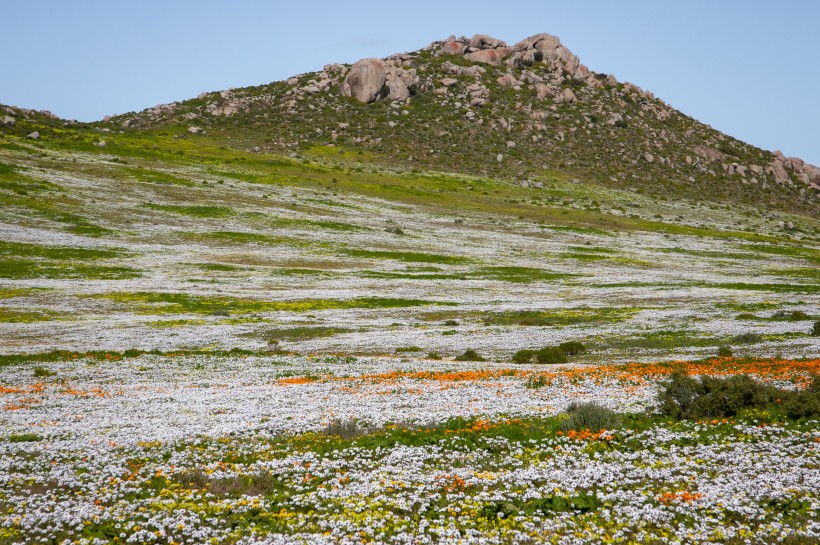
[2,1,818,165]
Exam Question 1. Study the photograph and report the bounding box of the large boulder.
[469,34,506,49]
[465,47,512,65]
[441,40,466,55]
[386,78,410,101]
[341,58,386,104]
[514,33,561,52]
[533,34,561,52]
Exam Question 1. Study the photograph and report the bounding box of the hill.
[0,32,817,360]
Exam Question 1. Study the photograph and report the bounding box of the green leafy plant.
[561,402,621,431]
[455,349,485,362]
[558,341,587,355]
[33,366,56,378]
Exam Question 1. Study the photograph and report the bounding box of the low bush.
[812,320,820,336]
[513,345,570,364]
[455,349,485,362]
[717,346,733,357]
[33,366,56,378]
[561,402,621,431]
[512,349,536,364]
[658,370,820,420]
[731,332,762,344]
[772,310,809,321]
[735,313,758,320]
[535,347,567,364]
[322,418,367,440]
[558,341,587,355]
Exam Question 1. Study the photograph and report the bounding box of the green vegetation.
[0,259,139,280]
[561,402,622,432]
[658,370,820,420]
[0,240,124,260]
[33,366,56,378]
[513,346,567,364]
[341,248,469,264]
[256,327,352,343]
[484,307,636,327]
[454,349,485,362]
[7,433,43,443]
[102,292,449,314]
[143,203,233,217]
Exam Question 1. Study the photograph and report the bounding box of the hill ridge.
[2,32,818,213]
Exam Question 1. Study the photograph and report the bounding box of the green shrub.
[395,346,421,353]
[8,433,42,443]
[812,320,820,336]
[731,332,762,344]
[561,402,621,431]
[455,349,485,362]
[772,310,809,321]
[558,341,587,355]
[658,371,820,420]
[735,313,758,320]
[782,378,820,419]
[657,370,698,420]
[535,347,567,364]
[33,366,56,378]
[427,352,442,360]
[512,349,536,364]
[717,346,733,357]
[322,418,367,440]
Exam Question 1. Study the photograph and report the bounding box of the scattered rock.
[26,131,39,139]
[440,77,458,87]
[469,34,506,49]
[496,154,503,163]
[386,78,410,101]
[3,116,15,126]
[560,88,577,104]
[441,39,466,55]
[188,126,204,135]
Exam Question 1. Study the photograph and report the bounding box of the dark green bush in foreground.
[658,370,820,420]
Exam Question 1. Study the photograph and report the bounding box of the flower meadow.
[0,354,818,544]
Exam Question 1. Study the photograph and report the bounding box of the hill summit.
[82,32,819,213]
[2,32,818,214]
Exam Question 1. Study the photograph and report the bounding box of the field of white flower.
[1,112,818,544]
[1,353,818,544]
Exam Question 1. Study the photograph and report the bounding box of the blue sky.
[2,1,818,164]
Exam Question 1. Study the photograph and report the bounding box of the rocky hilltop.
[3,33,818,212]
